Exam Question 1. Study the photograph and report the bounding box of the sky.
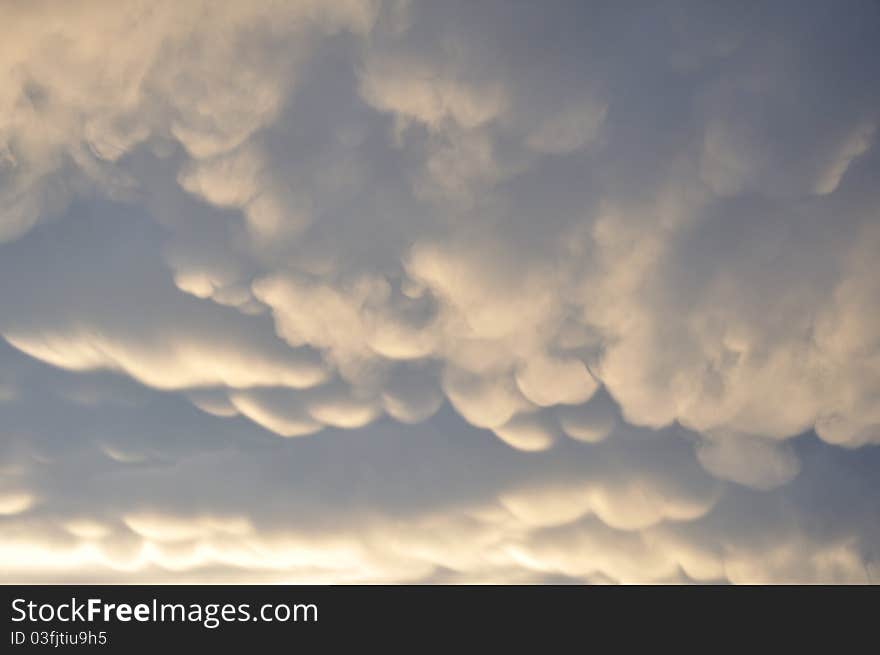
[0,0,878,583]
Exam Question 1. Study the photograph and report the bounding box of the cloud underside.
[0,0,878,583]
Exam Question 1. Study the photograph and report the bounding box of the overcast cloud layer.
[1,0,879,583]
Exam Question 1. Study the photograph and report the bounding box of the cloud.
[0,0,878,583]
[0,491,35,516]
[696,433,801,491]
[360,59,508,131]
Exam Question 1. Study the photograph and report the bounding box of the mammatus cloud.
[0,0,878,583]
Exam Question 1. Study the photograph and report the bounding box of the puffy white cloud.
[0,0,878,583]
[515,356,598,408]
[556,392,619,444]
[3,329,327,391]
[0,0,379,242]
[493,412,559,453]
[360,59,508,131]
[228,389,321,438]
[0,491,35,516]
[696,433,801,491]
[380,365,444,424]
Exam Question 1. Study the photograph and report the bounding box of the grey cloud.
[0,0,879,582]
